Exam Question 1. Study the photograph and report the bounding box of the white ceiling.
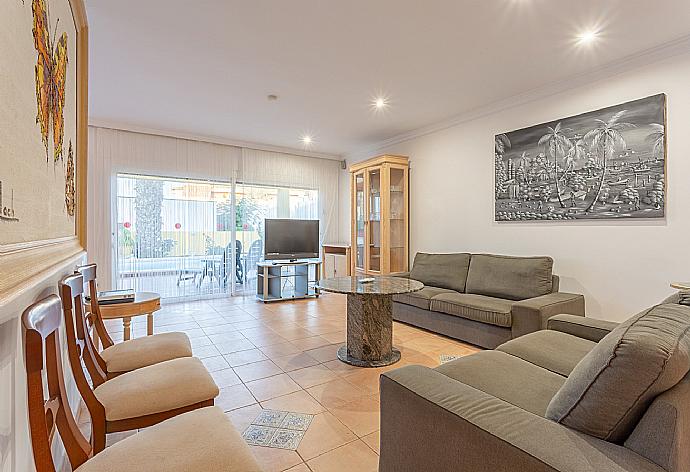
[86,0,690,157]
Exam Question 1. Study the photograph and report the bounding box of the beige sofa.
[393,253,585,348]
[380,300,690,472]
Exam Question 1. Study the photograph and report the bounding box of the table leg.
[337,293,400,367]
[147,313,154,336]
[123,317,132,341]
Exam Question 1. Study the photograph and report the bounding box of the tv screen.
[264,219,320,260]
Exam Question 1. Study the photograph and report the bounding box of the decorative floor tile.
[254,409,288,427]
[268,429,305,450]
[281,412,313,431]
[439,354,461,364]
[243,425,275,446]
[244,410,314,450]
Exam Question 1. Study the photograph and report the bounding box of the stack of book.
[93,289,135,305]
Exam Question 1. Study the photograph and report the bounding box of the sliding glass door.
[115,174,235,301]
[114,173,319,301]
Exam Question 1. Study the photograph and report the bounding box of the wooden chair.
[22,295,261,472]
[77,264,192,378]
[59,273,219,453]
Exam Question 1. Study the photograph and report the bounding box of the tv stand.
[256,260,321,303]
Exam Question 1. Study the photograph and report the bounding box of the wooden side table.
[95,292,161,343]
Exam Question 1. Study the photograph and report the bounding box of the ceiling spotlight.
[577,29,599,45]
[370,94,390,113]
[267,94,278,101]
[300,135,313,147]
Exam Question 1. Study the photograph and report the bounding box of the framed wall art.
[0,0,88,303]
[495,94,666,222]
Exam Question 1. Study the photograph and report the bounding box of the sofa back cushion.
[545,303,690,443]
[465,254,553,301]
[409,253,471,293]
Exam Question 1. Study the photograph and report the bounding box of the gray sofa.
[393,253,585,348]
[379,300,690,472]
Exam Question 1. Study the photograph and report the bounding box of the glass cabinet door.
[354,172,365,271]
[367,168,381,272]
[388,167,406,273]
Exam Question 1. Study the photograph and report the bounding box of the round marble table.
[317,276,424,367]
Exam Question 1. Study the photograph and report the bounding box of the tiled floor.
[97,293,480,471]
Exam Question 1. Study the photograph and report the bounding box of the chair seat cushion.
[546,303,690,442]
[100,332,192,374]
[94,357,219,421]
[393,286,456,310]
[76,406,261,472]
[497,330,596,377]
[430,293,513,327]
[434,350,565,416]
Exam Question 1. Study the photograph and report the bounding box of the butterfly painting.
[32,0,68,163]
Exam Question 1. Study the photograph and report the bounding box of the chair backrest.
[22,295,92,471]
[58,274,108,432]
[246,239,263,268]
[76,264,115,351]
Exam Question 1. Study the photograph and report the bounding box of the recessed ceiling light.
[577,29,599,45]
[300,134,313,147]
[370,94,390,113]
[267,94,278,101]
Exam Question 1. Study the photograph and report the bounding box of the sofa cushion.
[435,351,566,416]
[409,253,471,293]
[430,293,513,327]
[546,304,690,443]
[497,330,596,377]
[392,286,456,310]
[465,254,553,301]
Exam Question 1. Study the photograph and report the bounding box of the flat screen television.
[264,219,320,260]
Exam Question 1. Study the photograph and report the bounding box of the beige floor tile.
[226,403,264,432]
[320,330,346,344]
[210,368,242,388]
[307,440,378,472]
[284,464,311,472]
[200,355,231,372]
[201,323,240,335]
[194,317,231,328]
[215,384,257,411]
[234,360,284,383]
[361,430,380,454]
[296,411,357,460]
[328,395,380,437]
[304,344,341,363]
[306,379,367,409]
[289,335,333,351]
[288,364,340,389]
[214,338,257,354]
[189,336,214,348]
[322,359,363,376]
[260,390,326,415]
[192,344,221,359]
[245,373,302,402]
[248,333,291,348]
[259,341,304,358]
[207,331,248,343]
[341,369,383,395]
[249,445,303,472]
[223,348,269,367]
[271,352,320,372]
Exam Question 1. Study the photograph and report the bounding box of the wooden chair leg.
[92,419,106,454]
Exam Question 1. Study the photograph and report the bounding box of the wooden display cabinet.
[350,155,409,275]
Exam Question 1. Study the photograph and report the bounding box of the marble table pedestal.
[317,276,424,368]
[337,293,400,367]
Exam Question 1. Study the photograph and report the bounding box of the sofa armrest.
[511,292,585,338]
[547,314,618,342]
[392,271,410,278]
[380,365,664,472]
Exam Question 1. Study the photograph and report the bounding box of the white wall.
[342,52,690,321]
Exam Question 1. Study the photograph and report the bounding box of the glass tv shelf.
[256,260,322,302]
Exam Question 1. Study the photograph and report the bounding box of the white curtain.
[88,127,340,298]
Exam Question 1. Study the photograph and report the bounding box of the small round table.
[96,292,161,342]
[317,276,423,367]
